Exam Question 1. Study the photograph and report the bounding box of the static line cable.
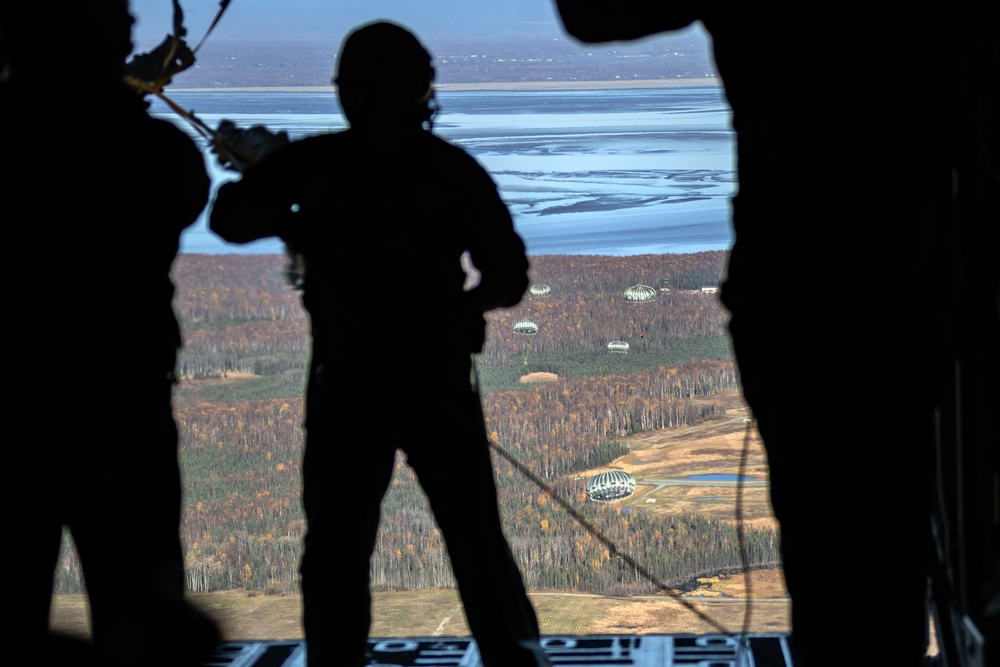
[734,416,790,667]
[736,417,755,636]
[192,0,235,54]
[470,356,732,635]
[469,362,762,636]
[485,429,730,635]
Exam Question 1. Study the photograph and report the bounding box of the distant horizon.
[129,1,692,46]
[128,2,716,89]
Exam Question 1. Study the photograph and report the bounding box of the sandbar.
[172,78,722,94]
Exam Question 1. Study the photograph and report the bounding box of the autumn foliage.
[53,251,780,597]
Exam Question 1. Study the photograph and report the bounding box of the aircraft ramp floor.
[205,633,793,666]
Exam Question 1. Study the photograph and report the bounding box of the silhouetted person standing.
[551,4,961,667]
[210,20,551,667]
[1,2,219,665]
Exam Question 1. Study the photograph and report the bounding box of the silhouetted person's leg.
[730,308,933,667]
[404,359,548,667]
[12,472,63,647]
[65,381,217,666]
[300,369,397,667]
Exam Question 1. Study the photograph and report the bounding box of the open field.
[51,569,789,641]
[599,392,778,530]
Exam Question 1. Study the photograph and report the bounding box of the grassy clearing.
[51,572,789,641]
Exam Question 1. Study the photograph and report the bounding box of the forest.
[55,251,781,596]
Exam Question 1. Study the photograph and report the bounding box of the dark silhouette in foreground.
[210,21,551,667]
[553,3,998,667]
[1,2,219,665]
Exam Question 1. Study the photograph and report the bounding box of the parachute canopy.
[624,284,656,302]
[607,341,629,354]
[529,284,552,297]
[586,470,636,502]
[512,318,539,335]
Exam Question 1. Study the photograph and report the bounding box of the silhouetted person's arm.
[553,1,699,42]
[146,112,211,244]
[209,143,303,243]
[467,245,529,314]
[463,169,530,315]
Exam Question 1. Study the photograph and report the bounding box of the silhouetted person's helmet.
[334,21,436,128]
